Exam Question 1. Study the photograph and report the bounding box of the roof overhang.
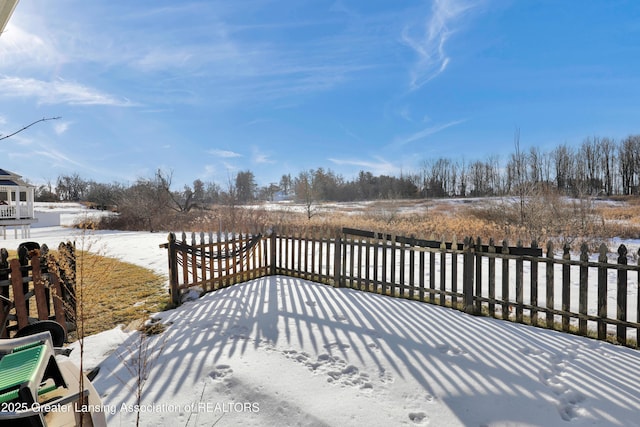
[0,0,19,37]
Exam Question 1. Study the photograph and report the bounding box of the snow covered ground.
[2,203,638,426]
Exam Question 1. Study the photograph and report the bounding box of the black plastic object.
[15,320,66,347]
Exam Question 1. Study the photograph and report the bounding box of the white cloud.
[252,146,273,164]
[401,0,477,90]
[207,149,242,158]
[54,121,71,135]
[395,119,466,147]
[0,76,134,106]
[0,23,60,69]
[329,156,399,176]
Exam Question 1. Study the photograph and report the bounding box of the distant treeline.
[39,134,640,209]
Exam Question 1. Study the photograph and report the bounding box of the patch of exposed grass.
[72,251,168,338]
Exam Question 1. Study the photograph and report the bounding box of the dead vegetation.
[132,195,640,250]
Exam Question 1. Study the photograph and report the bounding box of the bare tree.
[599,137,616,195]
[294,171,316,219]
[511,128,527,224]
[619,135,640,195]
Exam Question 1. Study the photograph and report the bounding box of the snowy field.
[2,203,639,426]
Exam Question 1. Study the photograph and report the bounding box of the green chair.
[0,337,65,405]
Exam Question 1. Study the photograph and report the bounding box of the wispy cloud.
[0,76,134,106]
[53,121,71,135]
[394,119,466,147]
[329,156,399,176]
[207,149,242,158]
[401,0,477,90]
[251,146,273,164]
[0,23,60,69]
[8,142,86,171]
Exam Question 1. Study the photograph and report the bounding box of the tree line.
[422,134,640,198]
[40,134,640,211]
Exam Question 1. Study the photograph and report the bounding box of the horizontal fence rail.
[163,228,640,348]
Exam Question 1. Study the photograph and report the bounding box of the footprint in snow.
[323,341,351,352]
[209,364,233,381]
[538,351,589,422]
[437,343,467,356]
[408,412,429,424]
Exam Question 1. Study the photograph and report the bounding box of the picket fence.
[162,228,640,348]
[0,242,75,338]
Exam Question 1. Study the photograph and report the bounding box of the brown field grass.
[184,196,640,250]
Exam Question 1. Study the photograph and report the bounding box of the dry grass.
[44,248,168,339]
[178,195,640,250]
[72,251,168,337]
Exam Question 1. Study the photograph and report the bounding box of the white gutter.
[0,0,19,37]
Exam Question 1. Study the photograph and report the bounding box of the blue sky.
[1,0,639,189]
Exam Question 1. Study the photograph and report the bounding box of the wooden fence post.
[546,241,555,328]
[562,243,571,332]
[428,239,435,303]
[270,228,277,276]
[579,243,589,335]
[333,231,342,288]
[10,259,28,330]
[167,232,180,306]
[439,238,447,306]
[0,248,8,338]
[31,256,49,321]
[451,235,458,307]
[408,236,414,299]
[475,237,483,314]
[597,243,608,340]
[617,244,627,345]
[515,240,524,323]
[488,238,496,317]
[530,240,539,325]
[502,240,510,320]
[463,237,475,315]
[637,248,640,346]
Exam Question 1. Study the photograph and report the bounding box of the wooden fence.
[162,228,640,348]
[0,242,75,339]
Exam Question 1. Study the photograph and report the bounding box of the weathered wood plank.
[31,256,49,321]
[617,244,628,345]
[530,240,539,325]
[562,243,571,332]
[475,237,483,314]
[546,242,555,328]
[502,241,510,320]
[597,243,608,340]
[488,239,496,317]
[579,243,589,335]
[516,241,524,323]
[10,259,28,330]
